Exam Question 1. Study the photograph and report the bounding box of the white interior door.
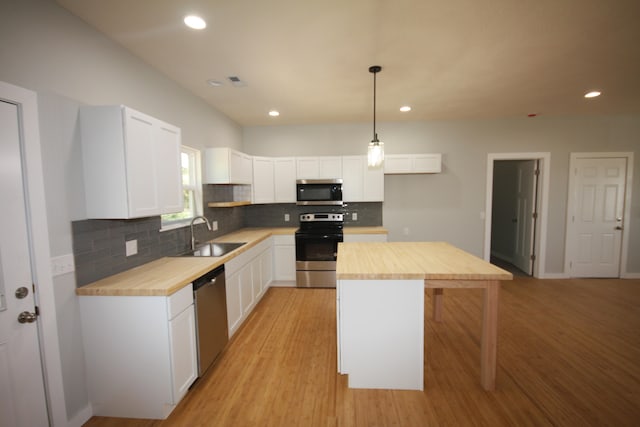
[0,100,50,427]
[512,160,537,275]
[568,157,626,277]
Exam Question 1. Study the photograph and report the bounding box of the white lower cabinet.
[273,235,296,283]
[79,284,197,420]
[225,239,273,337]
[258,247,273,298]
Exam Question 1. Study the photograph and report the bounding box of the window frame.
[160,145,203,230]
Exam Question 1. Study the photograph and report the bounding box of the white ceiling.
[56,0,640,126]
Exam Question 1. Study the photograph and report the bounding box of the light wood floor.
[84,277,640,426]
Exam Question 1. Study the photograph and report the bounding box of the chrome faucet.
[190,216,212,250]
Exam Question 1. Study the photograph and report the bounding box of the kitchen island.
[336,242,512,391]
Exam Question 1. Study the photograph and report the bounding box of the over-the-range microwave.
[296,179,343,206]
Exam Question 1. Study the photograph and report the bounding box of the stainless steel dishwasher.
[193,265,228,376]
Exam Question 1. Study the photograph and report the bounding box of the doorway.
[564,152,634,278]
[484,153,550,278]
[490,160,539,276]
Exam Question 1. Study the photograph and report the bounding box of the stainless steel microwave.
[296,179,343,206]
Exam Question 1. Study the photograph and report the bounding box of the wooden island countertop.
[337,241,512,281]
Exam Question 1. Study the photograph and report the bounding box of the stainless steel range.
[295,213,344,288]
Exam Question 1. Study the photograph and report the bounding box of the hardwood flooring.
[84,277,640,426]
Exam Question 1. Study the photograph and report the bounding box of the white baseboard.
[67,404,92,427]
[621,272,640,279]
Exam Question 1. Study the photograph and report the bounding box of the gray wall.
[243,116,640,275]
[0,0,242,422]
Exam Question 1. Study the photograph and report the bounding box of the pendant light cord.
[373,70,377,142]
[369,65,381,143]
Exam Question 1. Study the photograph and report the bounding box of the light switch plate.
[125,239,138,257]
[213,221,218,231]
[352,212,358,221]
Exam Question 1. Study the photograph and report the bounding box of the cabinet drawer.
[167,283,193,320]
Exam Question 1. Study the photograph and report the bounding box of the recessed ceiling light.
[268,110,280,117]
[184,15,206,30]
[400,106,412,112]
[206,79,223,87]
[584,91,601,98]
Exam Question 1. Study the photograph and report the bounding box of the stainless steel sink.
[182,242,246,257]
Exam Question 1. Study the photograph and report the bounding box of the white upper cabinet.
[384,154,442,174]
[155,123,183,214]
[273,158,296,203]
[80,105,183,219]
[252,157,296,204]
[252,157,275,204]
[342,156,384,202]
[204,147,253,184]
[296,156,342,179]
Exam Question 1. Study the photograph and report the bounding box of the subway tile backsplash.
[72,191,382,286]
[243,202,382,227]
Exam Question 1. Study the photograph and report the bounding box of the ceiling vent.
[227,76,247,87]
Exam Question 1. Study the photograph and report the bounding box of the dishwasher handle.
[193,265,225,291]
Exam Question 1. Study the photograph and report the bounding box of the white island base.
[337,279,425,391]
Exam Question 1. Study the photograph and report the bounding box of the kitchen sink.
[181,242,246,257]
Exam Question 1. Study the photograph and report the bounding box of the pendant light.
[367,65,384,168]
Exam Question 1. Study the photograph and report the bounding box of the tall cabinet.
[80,105,183,219]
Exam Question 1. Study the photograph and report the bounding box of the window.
[161,146,202,229]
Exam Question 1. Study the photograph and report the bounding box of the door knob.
[17,311,38,323]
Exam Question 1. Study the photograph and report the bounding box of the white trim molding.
[485,152,551,278]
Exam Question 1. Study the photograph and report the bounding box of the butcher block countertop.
[76,226,388,297]
[336,241,512,281]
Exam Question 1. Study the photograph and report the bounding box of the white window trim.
[160,145,203,231]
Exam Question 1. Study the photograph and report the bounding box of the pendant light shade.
[367,65,384,168]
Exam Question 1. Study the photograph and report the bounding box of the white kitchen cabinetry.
[258,247,274,297]
[225,239,272,336]
[79,284,197,419]
[342,156,384,202]
[252,156,275,204]
[204,147,253,184]
[274,158,297,202]
[296,156,343,179]
[80,105,182,219]
[273,235,296,283]
[384,154,442,174]
[252,157,296,204]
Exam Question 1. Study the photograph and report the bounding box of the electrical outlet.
[284,213,290,222]
[403,227,409,236]
[51,254,75,277]
[125,239,138,257]
[352,212,358,221]
[213,221,218,231]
